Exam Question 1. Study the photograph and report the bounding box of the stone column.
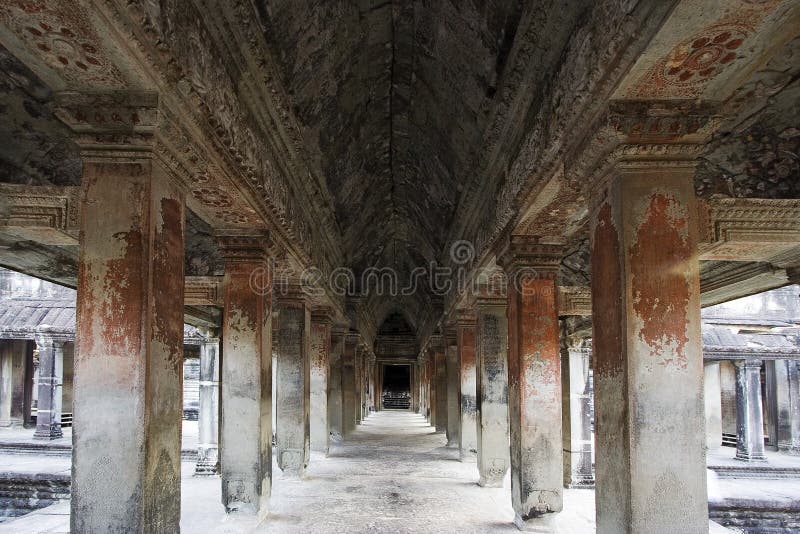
[499,238,564,529]
[590,130,708,532]
[411,363,419,412]
[734,359,767,462]
[218,234,273,516]
[705,361,723,451]
[562,342,594,488]
[275,289,311,477]
[428,353,437,426]
[342,335,357,436]
[32,329,65,440]
[310,310,332,454]
[435,344,448,433]
[64,92,186,532]
[354,345,363,425]
[328,329,345,443]
[446,332,461,447]
[456,311,479,462]
[775,359,800,453]
[475,296,510,488]
[195,336,220,476]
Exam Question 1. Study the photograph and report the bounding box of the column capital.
[54,90,160,159]
[497,235,564,280]
[216,231,273,264]
[454,309,477,328]
[311,307,335,325]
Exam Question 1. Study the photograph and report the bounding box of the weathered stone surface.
[475,299,510,488]
[275,295,311,477]
[72,144,185,532]
[590,162,707,533]
[218,237,272,517]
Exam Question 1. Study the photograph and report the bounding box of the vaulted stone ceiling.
[255,0,584,275]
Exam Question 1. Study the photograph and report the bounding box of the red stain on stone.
[153,197,184,371]
[629,193,690,369]
[591,202,623,378]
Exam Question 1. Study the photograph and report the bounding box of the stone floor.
[4,412,797,532]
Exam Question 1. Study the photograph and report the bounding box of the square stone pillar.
[445,331,461,447]
[33,329,65,440]
[499,238,564,530]
[435,345,448,434]
[456,311,479,462]
[342,335,357,436]
[734,359,767,462]
[218,234,273,516]
[328,329,345,443]
[427,353,437,426]
[590,137,708,532]
[195,336,220,476]
[0,340,29,428]
[355,345,363,425]
[275,289,311,477]
[705,361,723,451]
[775,359,800,453]
[411,363,419,412]
[475,296,510,488]
[561,338,594,488]
[310,309,333,454]
[63,92,186,533]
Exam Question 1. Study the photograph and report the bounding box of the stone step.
[0,472,70,523]
[710,500,800,533]
[709,465,800,479]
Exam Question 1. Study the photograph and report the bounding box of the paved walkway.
[0,412,598,533]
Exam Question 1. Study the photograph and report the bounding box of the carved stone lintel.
[557,286,592,316]
[216,231,272,264]
[608,100,721,145]
[184,276,223,307]
[53,91,160,157]
[0,184,80,245]
[698,198,800,261]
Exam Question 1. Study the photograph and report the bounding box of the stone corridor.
[0,411,597,533]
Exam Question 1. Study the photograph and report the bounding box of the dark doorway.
[382,365,411,410]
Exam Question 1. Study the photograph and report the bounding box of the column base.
[735,451,768,462]
[567,473,595,488]
[278,449,306,478]
[33,427,63,440]
[514,512,558,533]
[460,450,478,463]
[446,439,459,448]
[194,461,220,477]
[478,476,505,488]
